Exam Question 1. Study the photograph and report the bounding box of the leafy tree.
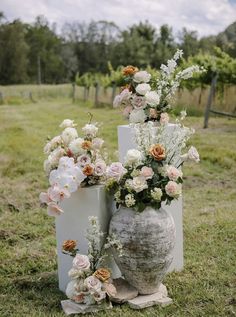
[179,28,199,58]
[0,20,29,84]
[25,15,66,83]
[153,24,176,67]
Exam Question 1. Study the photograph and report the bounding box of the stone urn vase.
[109,206,176,295]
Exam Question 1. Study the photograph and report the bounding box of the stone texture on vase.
[117,124,184,272]
[109,206,176,295]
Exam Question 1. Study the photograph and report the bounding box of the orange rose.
[149,144,166,161]
[93,268,111,282]
[62,240,77,252]
[83,164,94,176]
[122,65,139,76]
[81,140,92,150]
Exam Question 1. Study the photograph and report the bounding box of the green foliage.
[180,47,236,92]
[25,16,66,84]
[0,20,29,84]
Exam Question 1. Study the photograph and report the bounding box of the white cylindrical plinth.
[117,125,184,272]
[55,185,120,292]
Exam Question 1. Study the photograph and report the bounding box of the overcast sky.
[1,0,236,37]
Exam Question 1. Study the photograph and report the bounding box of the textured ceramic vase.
[109,206,176,295]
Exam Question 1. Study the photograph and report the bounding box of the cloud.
[1,0,236,36]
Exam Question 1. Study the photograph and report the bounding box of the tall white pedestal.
[56,185,116,292]
[117,125,184,272]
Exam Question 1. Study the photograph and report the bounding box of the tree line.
[0,11,235,85]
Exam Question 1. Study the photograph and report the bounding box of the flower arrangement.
[64,217,122,305]
[106,115,200,212]
[39,116,107,216]
[113,49,204,123]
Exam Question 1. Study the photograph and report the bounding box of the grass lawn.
[0,100,236,317]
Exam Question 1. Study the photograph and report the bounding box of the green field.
[0,100,236,317]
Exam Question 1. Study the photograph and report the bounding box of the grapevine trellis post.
[94,82,99,106]
[111,81,116,105]
[72,83,76,103]
[203,73,236,128]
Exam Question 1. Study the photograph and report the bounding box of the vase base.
[128,284,172,309]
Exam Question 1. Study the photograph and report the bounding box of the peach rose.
[62,240,77,252]
[149,108,158,119]
[104,283,117,298]
[160,112,169,125]
[83,164,94,176]
[81,140,92,150]
[149,144,166,161]
[94,268,111,282]
[122,65,139,76]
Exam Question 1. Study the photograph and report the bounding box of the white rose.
[181,146,200,163]
[60,119,76,129]
[69,138,86,155]
[131,176,148,193]
[82,124,98,138]
[133,71,151,83]
[92,138,104,149]
[48,147,65,166]
[125,149,143,166]
[145,91,160,106]
[44,136,62,155]
[72,254,90,271]
[129,109,147,123]
[61,127,78,145]
[165,181,182,198]
[84,276,102,293]
[187,146,200,162]
[135,83,151,96]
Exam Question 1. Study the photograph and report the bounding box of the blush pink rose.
[106,162,127,180]
[166,166,183,181]
[72,254,90,271]
[165,181,182,198]
[140,166,154,180]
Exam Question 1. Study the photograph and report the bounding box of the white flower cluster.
[65,217,122,305]
[40,119,107,216]
[113,49,204,124]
